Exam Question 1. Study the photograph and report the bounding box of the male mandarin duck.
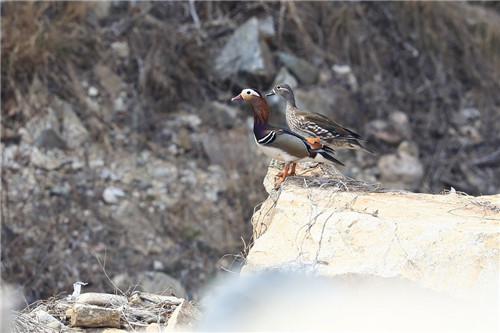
[231,88,344,186]
[267,84,372,153]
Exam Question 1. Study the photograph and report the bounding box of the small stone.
[378,152,424,190]
[35,310,62,329]
[72,159,84,170]
[50,183,71,196]
[177,114,202,129]
[88,86,99,97]
[103,187,125,204]
[113,96,126,112]
[453,107,481,126]
[111,41,130,59]
[90,159,105,168]
[366,111,411,145]
[30,148,71,170]
[332,64,358,91]
[397,140,419,157]
[153,260,164,271]
[177,128,192,151]
[332,64,352,75]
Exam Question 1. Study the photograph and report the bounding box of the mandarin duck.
[231,88,344,186]
[267,84,372,153]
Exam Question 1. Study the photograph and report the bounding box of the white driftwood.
[67,303,121,328]
[76,293,127,307]
[129,292,183,306]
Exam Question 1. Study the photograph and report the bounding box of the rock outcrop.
[243,165,500,300]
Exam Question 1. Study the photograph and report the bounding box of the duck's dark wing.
[295,110,361,140]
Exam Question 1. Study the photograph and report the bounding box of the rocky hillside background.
[2,2,500,302]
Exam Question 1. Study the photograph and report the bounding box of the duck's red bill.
[231,94,243,102]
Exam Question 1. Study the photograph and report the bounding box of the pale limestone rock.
[243,167,500,300]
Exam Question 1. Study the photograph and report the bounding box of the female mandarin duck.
[231,88,344,186]
[267,84,372,153]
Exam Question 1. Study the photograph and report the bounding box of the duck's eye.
[246,91,251,95]
[277,86,281,89]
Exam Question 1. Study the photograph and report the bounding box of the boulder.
[22,99,89,149]
[243,165,500,301]
[277,52,319,85]
[377,149,424,190]
[365,111,412,145]
[215,17,275,79]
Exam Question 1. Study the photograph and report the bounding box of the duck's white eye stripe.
[243,89,260,97]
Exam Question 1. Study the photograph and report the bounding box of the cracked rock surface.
[243,165,500,300]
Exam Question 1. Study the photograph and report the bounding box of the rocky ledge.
[243,164,500,300]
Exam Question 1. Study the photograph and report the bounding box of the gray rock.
[203,102,239,128]
[215,17,275,79]
[295,88,336,115]
[113,95,127,112]
[93,1,111,19]
[30,148,71,170]
[102,187,125,204]
[135,271,187,299]
[332,64,358,91]
[389,111,412,139]
[277,52,319,85]
[366,111,411,145]
[59,103,90,149]
[398,140,419,157]
[21,108,59,145]
[272,67,298,90]
[35,129,68,151]
[258,16,275,38]
[378,152,424,190]
[50,182,71,196]
[111,41,130,59]
[95,65,124,99]
[88,86,99,97]
[34,309,63,329]
[453,107,481,126]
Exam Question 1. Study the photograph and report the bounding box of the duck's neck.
[285,91,297,108]
[250,98,270,137]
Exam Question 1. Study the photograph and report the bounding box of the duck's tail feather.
[315,146,345,166]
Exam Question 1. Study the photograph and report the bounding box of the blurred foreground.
[4,272,498,332]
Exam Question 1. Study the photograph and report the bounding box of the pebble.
[103,187,125,204]
[88,86,99,97]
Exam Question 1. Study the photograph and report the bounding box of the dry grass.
[1,3,98,128]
